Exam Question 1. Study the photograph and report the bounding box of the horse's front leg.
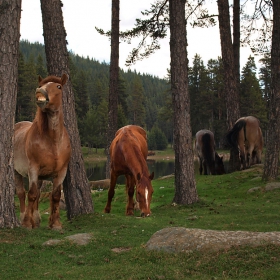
[23,169,40,229]
[49,176,64,230]
[104,173,117,213]
[125,175,135,216]
[15,171,26,224]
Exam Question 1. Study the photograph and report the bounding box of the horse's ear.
[137,173,141,181]
[149,172,154,180]
[61,73,68,85]
[38,76,43,83]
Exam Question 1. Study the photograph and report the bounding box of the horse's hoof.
[104,208,111,213]
[50,224,62,230]
[21,223,33,230]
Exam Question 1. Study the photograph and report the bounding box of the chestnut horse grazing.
[226,116,263,170]
[195,129,225,175]
[104,125,154,217]
[14,74,71,229]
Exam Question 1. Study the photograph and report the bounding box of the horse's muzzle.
[140,212,150,218]
[35,88,49,108]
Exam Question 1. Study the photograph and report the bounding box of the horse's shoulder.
[15,121,32,130]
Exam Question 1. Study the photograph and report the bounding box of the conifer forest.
[18,40,270,150]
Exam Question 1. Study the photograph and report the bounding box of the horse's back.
[242,116,263,148]
[195,129,214,154]
[14,121,32,177]
[110,125,148,172]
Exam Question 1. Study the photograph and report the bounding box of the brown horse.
[14,74,71,229]
[194,129,225,175]
[104,125,154,217]
[226,116,263,170]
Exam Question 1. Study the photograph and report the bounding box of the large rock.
[146,227,280,253]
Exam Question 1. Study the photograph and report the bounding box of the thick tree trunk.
[0,0,21,228]
[169,0,198,204]
[106,0,120,179]
[217,0,240,129]
[233,0,240,90]
[263,0,280,180]
[40,0,93,219]
[218,0,240,172]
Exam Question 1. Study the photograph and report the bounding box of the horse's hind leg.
[15,171,26,224]
[104,173,117,213]
[125,175,135,216]
[203,159,208,175]
[198,158,203,175]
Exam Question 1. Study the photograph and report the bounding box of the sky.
[20,0,256,79]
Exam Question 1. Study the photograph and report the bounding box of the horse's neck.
[36,110,65,141]
[125,145,148,179]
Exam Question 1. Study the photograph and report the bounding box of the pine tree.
[36,54,47,77]
[240,56,267,126]
[129,76,146,127]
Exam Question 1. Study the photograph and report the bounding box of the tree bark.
[218,0,240,172]
[0,0,21,228]
[263,0,280,180]
[233,0,240,91]
[106,0,120,179]
[217,0,240,129]
[169,0,198,204]
[40,0,93,219]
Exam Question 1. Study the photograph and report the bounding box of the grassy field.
[1,162,280,279]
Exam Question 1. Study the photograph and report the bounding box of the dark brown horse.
[226,116,263,170]
[104,125,154,217]
[194,129,225,175]
[14,74,71,229]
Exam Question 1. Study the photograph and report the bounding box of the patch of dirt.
[111,247,132,253]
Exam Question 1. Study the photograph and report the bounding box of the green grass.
[1,166,280,279]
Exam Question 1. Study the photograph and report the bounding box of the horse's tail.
[226,119,246,148]
[201,133,215,165]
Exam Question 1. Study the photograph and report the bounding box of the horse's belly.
[14,121,32,177]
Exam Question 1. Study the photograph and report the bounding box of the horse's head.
[136,172,154,217]
[35,74,68,112]
[215,153,226,175]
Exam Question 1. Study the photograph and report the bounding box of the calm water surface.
[86,158,230,182]
[86,159,175,183]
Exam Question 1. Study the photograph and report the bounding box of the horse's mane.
[121,129,148,177]
[226,119,246,148]
[39,75,62,86]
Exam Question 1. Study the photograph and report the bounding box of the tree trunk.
[263,0,280,180]
[106,0,120,179]
[233,0,240,92]
[40,0,93,219]
[218,0,240,129]
[218,0,240,172]
[169,0,198,204]
[0,0,21,228]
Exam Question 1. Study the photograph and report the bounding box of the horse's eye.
[57,85,61,89]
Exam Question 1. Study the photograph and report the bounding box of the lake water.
[86,159,175,183]
[86,158,230,182]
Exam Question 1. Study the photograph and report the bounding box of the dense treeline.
[18,40,270,150]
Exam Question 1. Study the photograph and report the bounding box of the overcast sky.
[20,0,256,79]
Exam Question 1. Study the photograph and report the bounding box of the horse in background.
[226,116,263,170]
[14,74,71,229]
[104,125,154,217]
[195,129,225,175]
